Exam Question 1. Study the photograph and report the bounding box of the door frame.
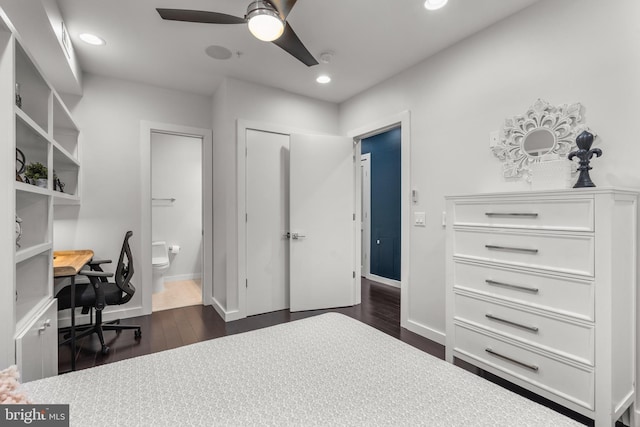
[140,121,213,315]
[347,111,411,329]
[236,120,357,319]
[361,153,371,278]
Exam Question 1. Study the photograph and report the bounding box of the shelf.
[15,252,52,332]
[52,143,79,167]
[52,144,79,198]
[16,112,49,181]
[53,192,80,205]
[52,94,79,158]
[15,180,50,196]
[16,189,50,249]
[14,41,49,133]
[15,106,48,141]
[15,242,52,263]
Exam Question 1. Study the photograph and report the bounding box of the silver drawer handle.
[485,279,539,294]
[485,212,539,218]
[485,245,539,254]
[485,314,539,332]
[485,348,539,372]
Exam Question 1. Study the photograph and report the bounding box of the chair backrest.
[116,231,136,304]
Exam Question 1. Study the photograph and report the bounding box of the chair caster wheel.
[134,329,142,339]
[101,346,109,355]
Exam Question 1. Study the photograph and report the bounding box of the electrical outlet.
[489,130,500,147]
[414,212,426,227]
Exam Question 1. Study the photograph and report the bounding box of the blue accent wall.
[362,127,401,281]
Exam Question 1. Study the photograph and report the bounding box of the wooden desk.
[54,250,94,278]
[53,249,94,372]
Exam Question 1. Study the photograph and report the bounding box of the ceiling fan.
[156,0,318,66]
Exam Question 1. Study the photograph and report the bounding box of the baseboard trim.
[58,305,144,328]
[405,318,445,345]
[366,273,401,289]
[164,273,202,282]
[212,297,244,322]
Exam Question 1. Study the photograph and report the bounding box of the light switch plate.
[414,212,426,227]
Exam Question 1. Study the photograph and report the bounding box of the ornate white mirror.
[492,99,585,179]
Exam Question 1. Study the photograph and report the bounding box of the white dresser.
[445,189,637,426]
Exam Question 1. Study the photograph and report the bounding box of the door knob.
[291,232,306,240]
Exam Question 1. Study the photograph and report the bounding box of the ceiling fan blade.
[272,22,318,67]
[269,0,298,20]
[156,9,246,25]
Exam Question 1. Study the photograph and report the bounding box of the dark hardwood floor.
[58,278,441,372]
[58,277,598,426]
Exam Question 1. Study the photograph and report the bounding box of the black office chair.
[57,231,141,355]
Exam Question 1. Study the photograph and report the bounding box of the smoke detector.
[319,51,334,64]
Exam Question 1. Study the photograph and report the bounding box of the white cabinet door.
[289,134,355,312]
[15,299,57,382]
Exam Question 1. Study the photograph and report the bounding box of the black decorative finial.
[568,130,602,188]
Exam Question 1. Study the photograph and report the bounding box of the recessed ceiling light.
[79,33,106,46]
[424,0,448,11]
[316,75,331,84]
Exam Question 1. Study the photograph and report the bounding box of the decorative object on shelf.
[15,215,22,249]
[24,162,48,188]
[491,99,586,181]
[55,178,65,193]
[52,171,66,193]
[15,83,22,108]
[568,130,602,188]
[15,148,25,182]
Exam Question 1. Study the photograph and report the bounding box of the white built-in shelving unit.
[0,9,81,382]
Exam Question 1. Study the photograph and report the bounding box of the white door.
[246,129,290,316]
[361,153,371,276]
[289,134,356,312]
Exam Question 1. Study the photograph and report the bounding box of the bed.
[23,313,582,426]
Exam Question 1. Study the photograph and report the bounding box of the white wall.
[151,132,202,282]
[54,73,212,317]
[212,77,339,317]
[339,0,640,338]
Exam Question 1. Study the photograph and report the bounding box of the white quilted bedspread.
[23,313,582,426]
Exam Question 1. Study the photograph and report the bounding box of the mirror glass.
[523,128,555,157]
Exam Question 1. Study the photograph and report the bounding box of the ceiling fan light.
[247,1,284,42]
[424,0,448,10]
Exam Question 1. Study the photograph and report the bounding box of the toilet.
[152,241,170,293]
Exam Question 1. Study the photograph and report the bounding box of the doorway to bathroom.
[150,131,203,312]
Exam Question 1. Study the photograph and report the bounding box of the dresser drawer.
[453,198,593,231]
[453,324,594,410]
[453,229,594,276]
[453,261,594,320]
[454,293,594,364]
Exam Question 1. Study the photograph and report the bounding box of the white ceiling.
[56,0,539,103]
